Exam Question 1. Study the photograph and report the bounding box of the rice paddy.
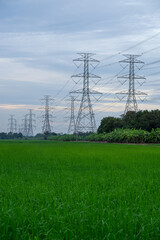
[1,141,160,239]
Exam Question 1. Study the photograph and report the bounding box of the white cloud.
[0,57,67,84]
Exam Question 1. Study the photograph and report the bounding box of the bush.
[85,129,160,143]
[43,129,160,144]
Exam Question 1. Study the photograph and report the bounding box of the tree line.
[0,132,23,139]
[98,110,160,133]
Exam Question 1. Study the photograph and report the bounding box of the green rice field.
[1,141,160,239]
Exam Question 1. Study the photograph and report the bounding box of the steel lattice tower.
[27,109,35,137]
[41,95,53,134]
[68,95,76,134]
[18,124,22,134]
[71,53,101,134]
[22,114,28,137]
[8,115,17,133]
[117,54,147,115]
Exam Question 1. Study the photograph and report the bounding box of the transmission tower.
[116,54,147,115]
[22,114,28,137]
[68,95,76,134]
[41,95,54,134]
[18,124,21,134]
[71,53,101,133]
[27,109,36,137]
[8,115,17,133]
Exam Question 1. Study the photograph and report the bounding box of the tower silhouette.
[27,109,35,137]
[41,95,54,133]
[8,115,17,133]
[71,53,101,133]
[68,95,76,134]
[117,54,147,115]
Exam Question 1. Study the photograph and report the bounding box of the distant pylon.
[22,114,28,137]
[41,95,54,133]
[27,109,36,137]
[8,115,17,133]
[68,95,76,134]
[18,124,22,134]
[71,53,101,133]
[116,54,147,115]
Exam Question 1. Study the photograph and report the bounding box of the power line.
[142,46,160,55]
[98,31,160,62]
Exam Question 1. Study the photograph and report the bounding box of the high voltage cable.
[54,78,82,108]
[146,59,160,66]
[142,46,160,55]
[147,71,160,76]
[141,66,160,70]
[122,32,160,53]
[53,78,71,99]
[98,31,160,63]
[53,67,81,102]
[94,100,120,118]
[89,65,129,99]
[92,83,123,106]
[96,61,118,69]
[53,77,82,108]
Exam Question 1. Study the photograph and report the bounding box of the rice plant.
[0,141,160,239]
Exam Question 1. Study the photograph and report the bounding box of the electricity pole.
[41,95,54,134]
[22,114,28,137]
[8,115,17,133]
[71,53,101,134]
[27,109,35,137]
[68,95,76,134]
[117,54,147,115]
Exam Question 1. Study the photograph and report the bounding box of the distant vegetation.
[45,128,160,143]
[98,110,160,133]
[86,128,160,143]
[0,132,23,139]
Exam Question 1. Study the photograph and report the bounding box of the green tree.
[98,117,122,133]
[98,110,160,133]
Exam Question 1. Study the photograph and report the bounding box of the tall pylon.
[27,109,35,137]
[41,95,54,134]
[71,53,101,133]
[68,95,76,134]
[22,114,28,137]
[18,124,22,134]
[8,115,17,133]
[116,54,147,115]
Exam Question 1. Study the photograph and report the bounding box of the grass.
[0,141,160,239]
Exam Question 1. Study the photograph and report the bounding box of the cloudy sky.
[0,0,160,134]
